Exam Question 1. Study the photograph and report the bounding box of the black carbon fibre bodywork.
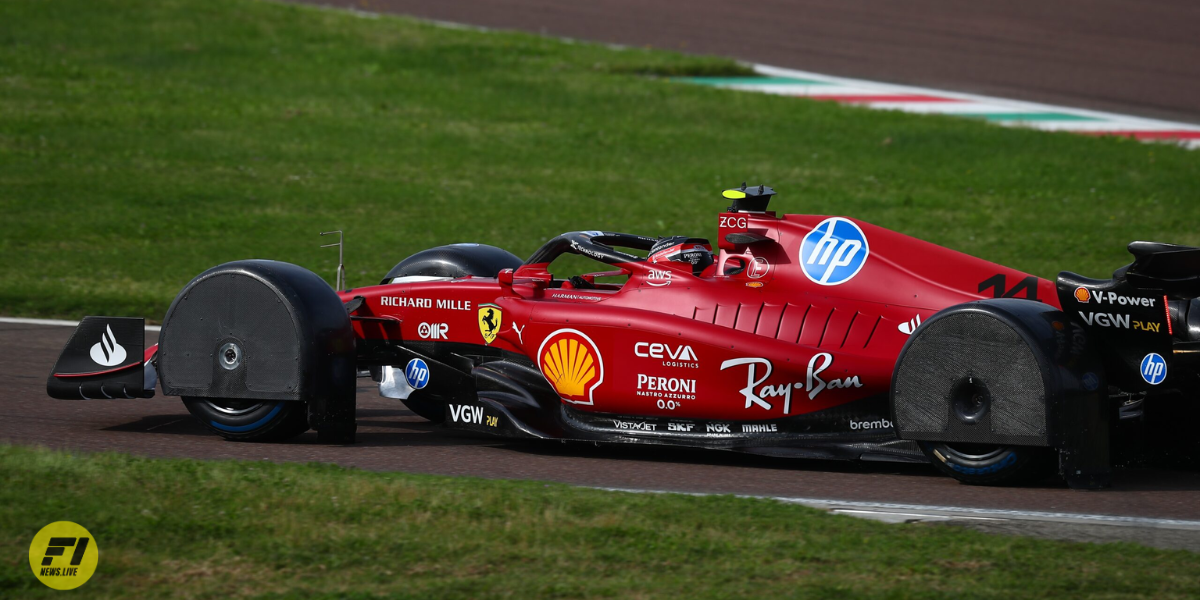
[157,260,357,442]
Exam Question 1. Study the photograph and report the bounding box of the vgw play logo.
[28,521,99,590]
[800,217,869,286]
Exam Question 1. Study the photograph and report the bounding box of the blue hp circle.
[1081,372,1100,391]
[800,217,870,286]
[405,358,430,389]
[1140,353,1167,385]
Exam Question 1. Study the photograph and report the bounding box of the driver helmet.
[648,236,714,276]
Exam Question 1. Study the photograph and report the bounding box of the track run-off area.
[4,318,1199,551]
[294,0,1200,145]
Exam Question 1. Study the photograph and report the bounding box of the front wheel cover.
[921,442,1053,486]
[183,397,309,442]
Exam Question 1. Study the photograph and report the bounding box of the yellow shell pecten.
[542,337,595,397]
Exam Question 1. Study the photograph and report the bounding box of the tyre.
[183,397,310,442]
[382,243,522,284]
[920,442,1053,486]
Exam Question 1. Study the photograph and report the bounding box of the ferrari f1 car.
[47,185,1200,488]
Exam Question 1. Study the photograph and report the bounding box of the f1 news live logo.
[28,521,99,590]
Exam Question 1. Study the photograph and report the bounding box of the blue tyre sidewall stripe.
[210,403,284,432]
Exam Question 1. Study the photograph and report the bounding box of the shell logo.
[537,328,604,405]
[1074,287,1091,303]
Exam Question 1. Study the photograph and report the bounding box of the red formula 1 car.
[48,185,1200,487]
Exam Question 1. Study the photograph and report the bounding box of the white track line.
[751,64,1200,131]
[596,487,1200,530]
[0,317,161,332]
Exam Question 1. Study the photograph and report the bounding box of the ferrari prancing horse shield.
[478,303,502,345]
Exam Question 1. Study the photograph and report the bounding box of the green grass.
[1,445,1197,599]
[1,0,1197,319]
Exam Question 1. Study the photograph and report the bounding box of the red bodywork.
[341,211,1058,422]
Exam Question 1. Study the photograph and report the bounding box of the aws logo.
[538,329,604,405]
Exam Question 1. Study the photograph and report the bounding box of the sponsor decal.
[1140,353,1167,385]
[437,299,471,311]
[404,358,430,389]
[417,322,449,340]
[978,274,1039,301]
[512,322,526,344]
[89,324,127,367]
[29,521,98,590]
[478,303,502,345]
[636,374,696,400]
[898,314,922,335]
[746,281,764,288]
[657,399,681,410]
[706,423,732,433]
[612,419,656,431]
[634,342,699,369]
[570,240,607,260]
[800,217,869,286]
[1133,321,1162,333]
[1078,312,1128,328]
[719,215,749,229]
[667,422,694,432]
[850,418,893,430]
[748,257,770,279]
[1082,372,1100,391]
[538,329,604,405]
[719,353,863,414]
[449,404,483,424]
[647,268,672,287]
[742,423,778,433]
[1078,312,1162,332]
[1076,289,1156,307]
[549,292,603,302]
[380,296,432,308]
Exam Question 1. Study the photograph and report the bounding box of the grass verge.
[1,0,1197,319]
[1,445,1198,599]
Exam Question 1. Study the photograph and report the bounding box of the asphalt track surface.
[294,0,1200,123]
[5,320,1200,550]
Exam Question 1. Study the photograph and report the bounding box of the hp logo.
[405,358,430,389]
[800,217,869,286]
[1140,353,1167,386]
